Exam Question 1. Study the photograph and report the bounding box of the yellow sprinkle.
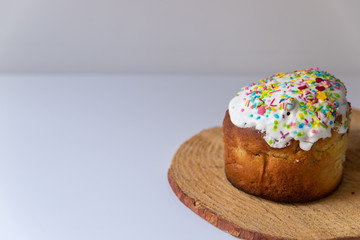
[317,92,327,101]
[313,120,320,129]
[299,113,305,120]
[327,111,333,119]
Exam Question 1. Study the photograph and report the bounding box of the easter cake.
[223,68,351,202]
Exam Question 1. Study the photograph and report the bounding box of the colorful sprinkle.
[228,67,350,151]
[317,92,327,101]
[257,106,266,115]
[316,86,325,91]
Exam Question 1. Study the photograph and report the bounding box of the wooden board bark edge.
[168,169,284,240]
[168,168,360,240]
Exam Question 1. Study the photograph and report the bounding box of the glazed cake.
[223,68,351,202]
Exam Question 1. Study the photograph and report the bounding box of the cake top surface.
[228,68,351,151]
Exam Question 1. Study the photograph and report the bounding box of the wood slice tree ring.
[168,109,360,240]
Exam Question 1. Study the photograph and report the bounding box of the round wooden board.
[168,109,360,240]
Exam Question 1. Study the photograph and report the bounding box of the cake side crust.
[223,110,349,203]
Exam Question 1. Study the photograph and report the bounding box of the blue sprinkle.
[299,123,304,129]
[274,114,279,119]
[256,116,261,120]
[266,115,269,118]
[294,131,298,134]
[308,124,311,127]
[250,114,253,118]
[329,121,333,125]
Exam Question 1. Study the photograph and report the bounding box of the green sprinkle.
[273,126,277,131]
[269,140,273,145]
[274,120,278,125]
[320,122,328,129]
[297,132,304,137]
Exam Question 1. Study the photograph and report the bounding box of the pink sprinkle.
[257,106,266,115]
[304,119,309,124]
[324,80,332,86]
[313,67,319,70]
[270,98,276,106]
[250,105,254,109]
[290,122,296,127]
[241,109,245,112]
[269,90,281,94]
[298,85,307,90]
[312,130,318,134]
[280,131,289,139]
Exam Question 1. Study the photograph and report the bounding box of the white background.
[0,75,358,240]
[0,1,359,239]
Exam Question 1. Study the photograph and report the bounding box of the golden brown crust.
[223,110,350,203]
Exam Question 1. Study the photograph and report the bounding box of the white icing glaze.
[228,68,350,151]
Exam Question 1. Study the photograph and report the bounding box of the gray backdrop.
[0,0,359,74]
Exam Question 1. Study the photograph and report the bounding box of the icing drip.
[228,68,350,151]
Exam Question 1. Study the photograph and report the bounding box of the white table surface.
[0,74,358,240]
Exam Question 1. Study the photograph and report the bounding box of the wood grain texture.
[168,109,360,240]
